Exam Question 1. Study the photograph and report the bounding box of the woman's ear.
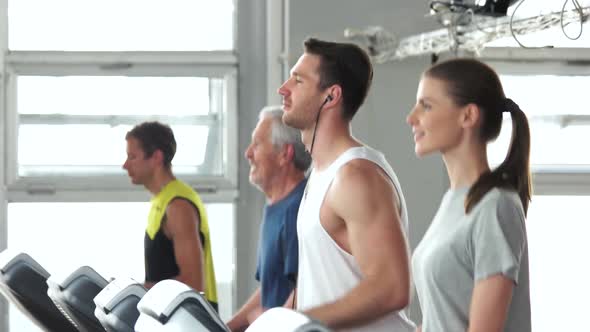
[460,103,481,129]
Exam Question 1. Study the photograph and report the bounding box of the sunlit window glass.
[7,202,235,331]
[8,0,235,51]
[488,75,590,168]
[526,196,590,332]
[16,76,222,176]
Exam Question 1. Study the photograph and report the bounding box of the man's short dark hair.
[303,37,374,121]
[126,121,176,168]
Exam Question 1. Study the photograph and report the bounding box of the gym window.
[486,55,590,332]
[4,54,238,194]
[9,0,234,51]
[488,73,590,170]
[7,202,235,330]
[1,0,238,330]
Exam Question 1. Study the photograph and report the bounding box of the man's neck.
[146,170,176,196]
[266,171,305,204]
[303,113,359,171]
[310,134,360,172]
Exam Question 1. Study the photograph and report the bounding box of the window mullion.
[7,51,238,66]
[533,171,590,195]
[19,114,219,126]
[6,52,238,78]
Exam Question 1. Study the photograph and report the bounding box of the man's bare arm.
[227,287,262,332]
[165,198,205,291]
[304,160,411,329]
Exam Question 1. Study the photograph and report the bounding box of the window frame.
[3,51,239,202]
[481,47,590,196]
[0,1,241,331]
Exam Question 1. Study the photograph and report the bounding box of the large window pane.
[498,76,589,117]
[7,201,235,331]
[18,76,211,116]
[526,195,590,332]
[488,75,590,168]
[8,0,234,51]
[16,76,224,176]
[18,124,210,175]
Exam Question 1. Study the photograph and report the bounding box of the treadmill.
[0,250,78,332]
[93,277,146,332]
[135,279,228,332]
[246,307,332,332]
[46,265,109,332]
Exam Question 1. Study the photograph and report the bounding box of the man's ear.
[460,103,481,129]
[152,149,165,166]
[281,144,295,166]
[326,85,343,106]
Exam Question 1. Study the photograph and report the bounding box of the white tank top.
[296,146,415,332]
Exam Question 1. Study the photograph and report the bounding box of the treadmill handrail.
[0,251,49,278]
[59,266,108,289]
[137,279,190,319]
[246,307,333,332]
[137,280,224,327]
[94,277,146,313]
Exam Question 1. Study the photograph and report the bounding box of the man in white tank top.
[277,37,415,332]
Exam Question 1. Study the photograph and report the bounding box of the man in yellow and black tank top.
[123,121,218,310]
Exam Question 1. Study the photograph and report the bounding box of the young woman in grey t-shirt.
[407,58,532,332]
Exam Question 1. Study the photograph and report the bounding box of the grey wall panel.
[236,0,268,310]
[285,0,448,323]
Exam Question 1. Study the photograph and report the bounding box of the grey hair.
[259,105,311,172]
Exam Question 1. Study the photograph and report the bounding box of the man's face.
[123,137,155,185]
[279,53,326,130]
[244,117,282,193]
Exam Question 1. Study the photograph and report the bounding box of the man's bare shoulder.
[333,158,391,191]
[166,198,198,217]
[165,198,200,234]
[327,158,396,219]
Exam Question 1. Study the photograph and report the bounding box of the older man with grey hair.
[227,106,310,332]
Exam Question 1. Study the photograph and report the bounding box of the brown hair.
[303,37,373,121]
[425,58,532,215]
[126,121,177,169]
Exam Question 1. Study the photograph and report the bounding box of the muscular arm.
[304,160,411,329]
[467,275,514,332]
[227,287,262,332]
[164,198,205,291]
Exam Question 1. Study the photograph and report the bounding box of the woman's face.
[407,76,466,157]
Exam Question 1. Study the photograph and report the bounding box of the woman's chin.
[415,146,434,158]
